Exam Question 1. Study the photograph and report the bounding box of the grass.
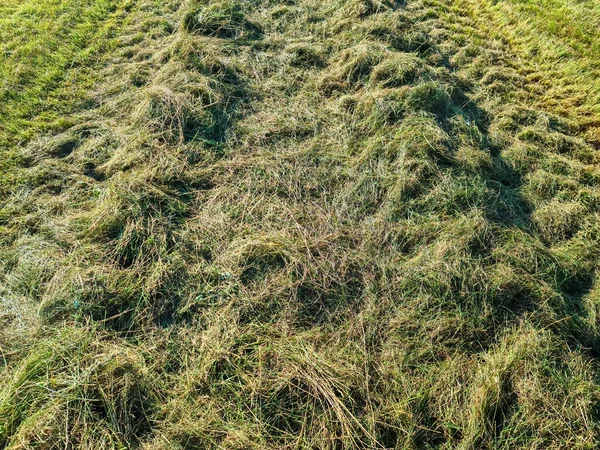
[0,0,131,193]
[1,0,600,448]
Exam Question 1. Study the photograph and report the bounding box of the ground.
[1,0,600,448]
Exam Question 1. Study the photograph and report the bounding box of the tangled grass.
[1,0,600,448]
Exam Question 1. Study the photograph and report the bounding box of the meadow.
[1,0,600,448]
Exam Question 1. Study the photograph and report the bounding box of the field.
[1,0,600,448]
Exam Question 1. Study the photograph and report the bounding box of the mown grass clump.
[2,0,600,448]
[370,52,423,87]
[183,0,262,39]
[0,329,157,449]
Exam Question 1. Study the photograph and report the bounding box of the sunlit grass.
[1,0,600,448]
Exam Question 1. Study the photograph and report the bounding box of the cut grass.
[1,0,600,448]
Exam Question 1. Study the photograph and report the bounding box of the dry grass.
[1,0,600,448]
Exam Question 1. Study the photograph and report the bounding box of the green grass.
[1,0,600,448]
[442,0,600,143]
[0,0,131,191]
